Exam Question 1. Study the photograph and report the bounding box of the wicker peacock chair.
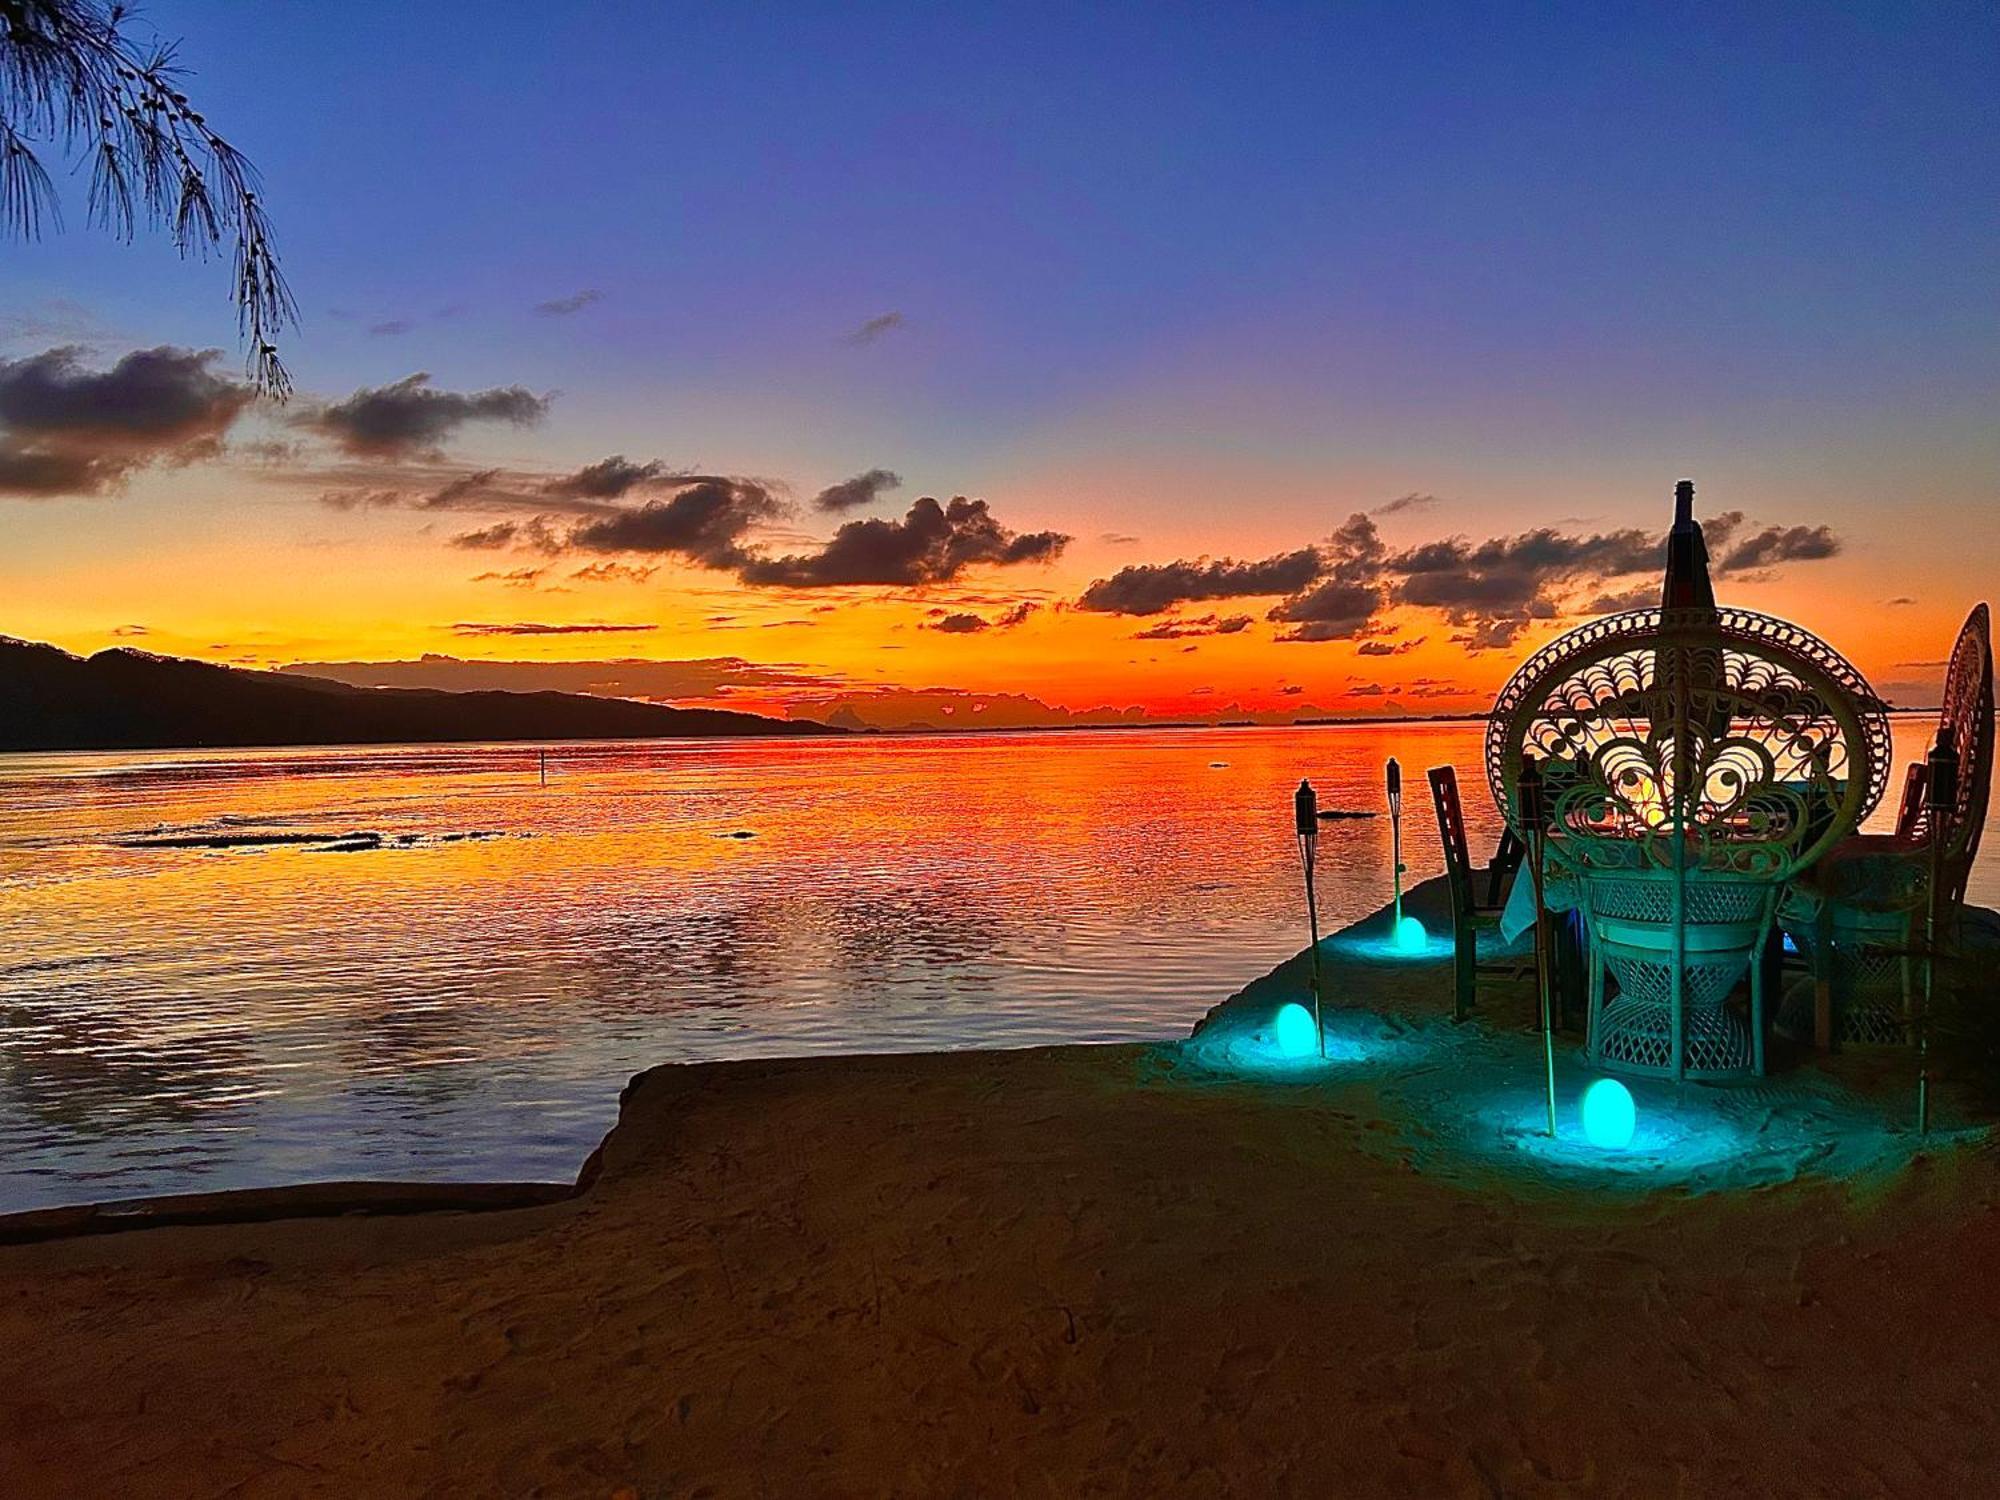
[1488,606,1892,1080]
[1777,603,1993,1045]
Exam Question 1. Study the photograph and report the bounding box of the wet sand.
[4,890,1999,1497]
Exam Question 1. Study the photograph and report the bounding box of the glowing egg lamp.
[1273,1002,1320,1059]
[1580,1078,1637,1149]
[1391,915,1428,953]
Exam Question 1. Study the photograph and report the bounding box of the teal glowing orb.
[1580,1078,1637,1149]
[1391,915,1428,952]
[1273,1002,1320,1059]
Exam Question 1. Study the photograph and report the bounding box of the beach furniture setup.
[1282,482,1989,1116]
[1473,480,1953,1085]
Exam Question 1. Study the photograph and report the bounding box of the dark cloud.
[1373,492,1442,516]
[368,320,414,337]
[1265,513,1388,642]
[109,624,150,637]
[448,621,657,636]
[1132,613,1253,640]
[1355,636,1426,656]
[1451,619,1532,650]
[1885,596,1917,607]
[0,345,251,497]
[535,289,604,317]
[813,467,902,512]
[1717,523,1840,571]
[928,612,990,634]
[544,455,671,499]
[303,372,549,459]
[925,600,1039,635]
[1100,532,1139,545]
[1584,584,1657,614]
[1391,524,1658,647]
[739,496,1067,588]
[1268,580,1382,642]
[1077,547,1324,616]
[844,312,904,345]
[567,478,784,569]
[450,521,523,550]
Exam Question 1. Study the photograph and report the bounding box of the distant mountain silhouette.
[0,636,838,751]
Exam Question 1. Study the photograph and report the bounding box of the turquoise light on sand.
[1273,1002,1319,1059]
[1580,1078,1637,1149]
[1391,915,1427,953]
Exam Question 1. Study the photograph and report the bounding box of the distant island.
[0,637,838,753]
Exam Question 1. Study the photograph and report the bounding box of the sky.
[4,1,1996,728]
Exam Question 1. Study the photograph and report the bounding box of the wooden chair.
[1428,765,1529,1023]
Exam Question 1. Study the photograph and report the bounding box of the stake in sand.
[1294,778,1325,1058]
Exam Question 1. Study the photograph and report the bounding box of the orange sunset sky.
[4,6,1995,730]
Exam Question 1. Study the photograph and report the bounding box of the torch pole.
[1295,778,1325,1058]
[1919,727,1958,1136]
[1521,753,1557,1136]
[1387,758,1405,932]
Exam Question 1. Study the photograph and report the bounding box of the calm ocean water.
[0,719,1988,1212]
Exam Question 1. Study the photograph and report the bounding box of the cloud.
[927,612,990,634]
[1268,580,1383,642]
[1132,613,1253,640]
[1717,523,1840,571]
[544,455,671,499]
[566,478,784,569]
[1583,584,1657,614]
[1355,636,1425,656]
[109,623,150,637]
[569,561,658,585]
[535,289,604,317]
[813,467,902,513]
[368,320,414,337]
[924,600,1039,635]
[1885,596,1917,607]
[844,312,904,344]
[470,568,546,589]
[302,372,549,459]
[449,521,525,550]
[1373,492,1442,516]
[738,496,1068,588]
[1451,619,1532,650]
[0,345,252,497]
[1077,547,1324,616]
[1100,532,1139,545]
[448,621,658,636]
[1391,523,1658,647]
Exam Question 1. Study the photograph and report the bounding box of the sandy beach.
[4,883,1999,1498]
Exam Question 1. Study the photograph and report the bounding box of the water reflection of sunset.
[0,718,1984,1211]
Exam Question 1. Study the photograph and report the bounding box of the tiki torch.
[1387,757,1405,930]
[1520,752,1558,1136]
[1919,725,1959,1135]
[1295,777,1325,1058]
